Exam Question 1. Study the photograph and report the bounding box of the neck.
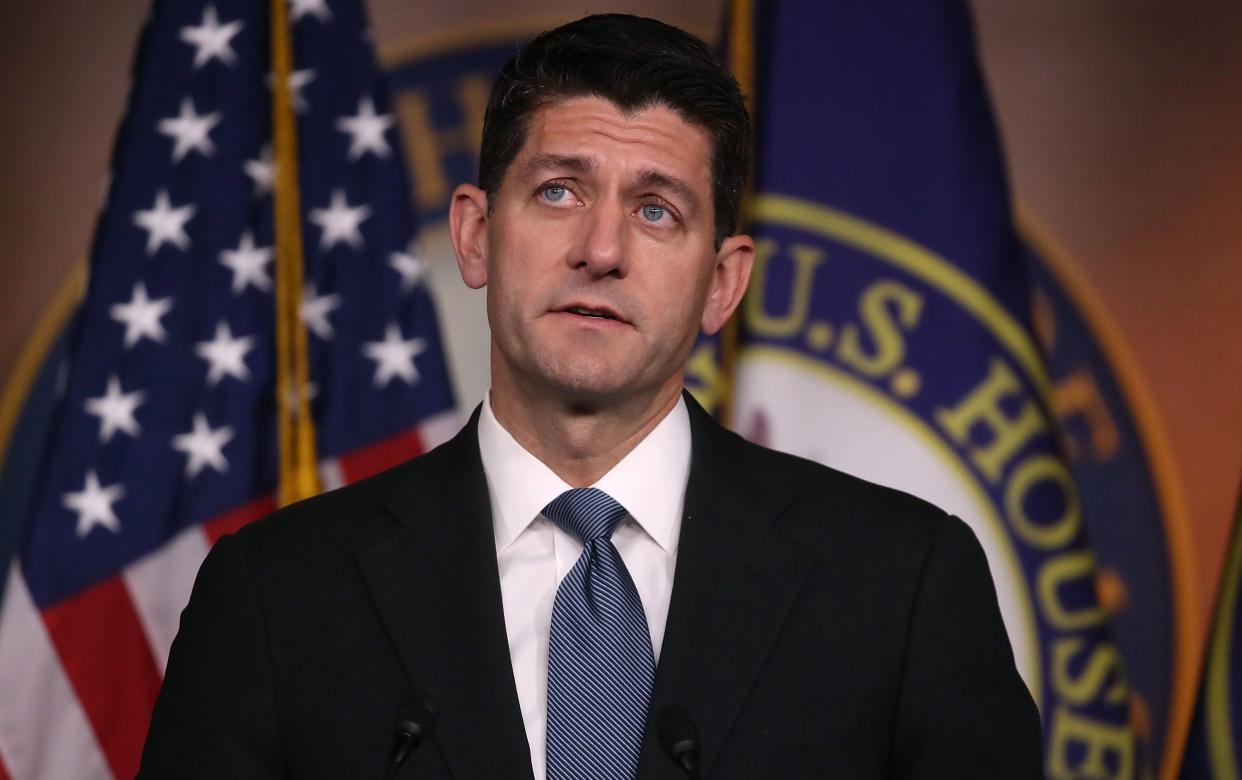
[488,373,683,489]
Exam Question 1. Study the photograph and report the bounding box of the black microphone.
[384,689,437,780]
[657,705,702,779]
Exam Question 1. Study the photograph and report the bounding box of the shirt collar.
[591,398,689,554]
[477,393,691,555]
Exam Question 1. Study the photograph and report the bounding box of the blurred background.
[0,0,1238,777]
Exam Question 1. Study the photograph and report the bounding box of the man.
[140,14,1042,779]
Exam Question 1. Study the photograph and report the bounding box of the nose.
[572,197,628,278]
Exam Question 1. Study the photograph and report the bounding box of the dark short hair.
[478,14,751,245]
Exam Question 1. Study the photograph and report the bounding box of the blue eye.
[543,185,568,202]
[641,204,666,222]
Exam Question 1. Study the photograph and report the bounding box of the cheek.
[487,261,551,346]
[649,253,714,314]
[487,276,526,332]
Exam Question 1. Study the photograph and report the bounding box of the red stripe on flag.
[42,577,162,780]
[338,428,424,484]
[0,749,11,780]
[202,494,276,545]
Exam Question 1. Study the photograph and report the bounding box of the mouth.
[557,303,627,324]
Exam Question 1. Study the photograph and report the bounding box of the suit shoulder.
[735,427,949,520]
[234,462,393,544]
[229,430,463,559]
[720,427,968,558]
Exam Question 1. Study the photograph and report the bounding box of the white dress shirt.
[477,394,691,780]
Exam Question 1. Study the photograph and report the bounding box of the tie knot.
[542,487,628,543]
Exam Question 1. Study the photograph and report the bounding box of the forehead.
[511,96,712,188]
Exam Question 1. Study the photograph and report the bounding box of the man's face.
[455,96,751,408]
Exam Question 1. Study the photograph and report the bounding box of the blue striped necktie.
[544,488,656,780]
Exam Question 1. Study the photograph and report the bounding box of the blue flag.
[0,0,455,777]
[719,1,1137,775]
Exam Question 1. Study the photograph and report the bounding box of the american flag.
[0,0,457,777]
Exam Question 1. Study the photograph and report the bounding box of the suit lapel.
[638,395,818,778]
[355,410,535,779]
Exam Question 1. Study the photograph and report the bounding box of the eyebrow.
[516,154,598,180]
[636,169,702,217]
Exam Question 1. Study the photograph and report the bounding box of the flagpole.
[720,0,755,429]
[270,0,321,505]
[1193,485,1242,777]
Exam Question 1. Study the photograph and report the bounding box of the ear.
[448,183,490,289]
[700,233,755,335]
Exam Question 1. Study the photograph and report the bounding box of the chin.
[546,370,630,402]
[530,358,634,404]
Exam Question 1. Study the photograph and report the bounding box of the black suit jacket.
[140,395,1042,778]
